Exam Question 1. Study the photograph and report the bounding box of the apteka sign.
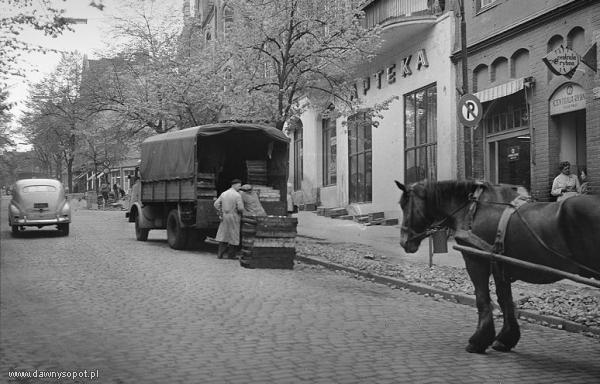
[543,45,580,77]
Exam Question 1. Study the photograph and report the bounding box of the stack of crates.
[240,215,298,269]
[245,160,268,185]
[197,173,217,199]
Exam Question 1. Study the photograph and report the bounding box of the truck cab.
[127,123,290,249]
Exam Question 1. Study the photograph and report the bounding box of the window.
[347,112,372,203]
[294,126,303,191]
[23,185,57,193]
[483,94,528,135]
[404,84,437,184]
[322,118,337,186]
[477,0,497,11]
[491,57,508,83]
[473,64,489,93]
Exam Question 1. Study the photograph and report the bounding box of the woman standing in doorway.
[551,161,580,202]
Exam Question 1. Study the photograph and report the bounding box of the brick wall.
[459,1,600,200]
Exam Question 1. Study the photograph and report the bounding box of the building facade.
[291,0,457,218]
[455,0,599,200]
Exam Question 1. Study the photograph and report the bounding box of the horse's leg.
[463,255,495,353]
[492,270,520,352]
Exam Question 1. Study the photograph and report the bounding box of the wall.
[461,1,599,199]
[295,12,457,218]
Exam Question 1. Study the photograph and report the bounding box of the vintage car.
[8,179,71,236]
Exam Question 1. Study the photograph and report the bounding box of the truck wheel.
[135,213,149,241]
[167,209,188,250]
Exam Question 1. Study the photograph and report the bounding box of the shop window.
[322,118,337,186]
[347,112,372,203]
[293,125,303,191]
[484,94,527,135]
[567,27,585,54]
[511,49,530,78]
[404,84,437,184]
[491,57,508,84]
[473,64,489,93]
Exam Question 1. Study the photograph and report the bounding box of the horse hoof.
[492,340,512,352]
[465,343,487,354]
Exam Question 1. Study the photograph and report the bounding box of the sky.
[5,0,118,149]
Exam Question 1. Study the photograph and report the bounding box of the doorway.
[554,109,586,174]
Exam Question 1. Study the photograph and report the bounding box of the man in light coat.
[214,179,244,259]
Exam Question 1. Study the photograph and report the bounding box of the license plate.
[34,203,48,209]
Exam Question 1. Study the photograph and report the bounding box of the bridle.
[401,185,483,244]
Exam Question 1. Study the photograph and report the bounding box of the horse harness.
[454,186,599,278]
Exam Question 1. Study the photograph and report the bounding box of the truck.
[127,123,290,249]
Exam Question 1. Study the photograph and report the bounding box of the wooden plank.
[453,244,600,289]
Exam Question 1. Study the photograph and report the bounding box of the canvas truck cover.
[140,123,289,181]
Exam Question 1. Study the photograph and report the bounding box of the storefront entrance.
[553,109,586,174]
[549,83,587,177]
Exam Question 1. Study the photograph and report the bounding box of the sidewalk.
[295,211,465,268]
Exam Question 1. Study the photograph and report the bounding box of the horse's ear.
[394,180,406,192]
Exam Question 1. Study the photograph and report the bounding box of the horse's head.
[395,180,431,253]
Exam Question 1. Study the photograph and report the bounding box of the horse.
[394,180,600,354]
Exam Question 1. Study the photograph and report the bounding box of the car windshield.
[22,185,57,193]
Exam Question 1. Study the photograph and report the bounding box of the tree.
[219,0,391,130]
[82,0,227,134]
[19,52,86,191]
[0,0,105,81]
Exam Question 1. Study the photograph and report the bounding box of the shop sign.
[549,83,586,116]
[361,49,429,96]
[543,45,580,77]
[507,146,519,162]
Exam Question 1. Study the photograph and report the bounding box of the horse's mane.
[419,180,522,207]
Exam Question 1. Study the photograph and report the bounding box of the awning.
[474,77,528,103]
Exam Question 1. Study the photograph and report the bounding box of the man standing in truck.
[214,179,244,259]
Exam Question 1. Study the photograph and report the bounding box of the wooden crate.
[240,215,297,269]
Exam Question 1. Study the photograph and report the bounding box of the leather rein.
[402,185,599,277]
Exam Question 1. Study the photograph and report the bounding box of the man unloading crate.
[239,184,267,216]
[214,179,244,259]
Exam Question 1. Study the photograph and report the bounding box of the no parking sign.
[457,93,483,127]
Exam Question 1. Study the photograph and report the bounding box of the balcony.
[362,0,446,28]
[362,0,447,53]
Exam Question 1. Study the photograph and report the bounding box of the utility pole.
[458,0,473,179]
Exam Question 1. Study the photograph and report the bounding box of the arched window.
[473,64,489,92]
[547,35,564,81]
[222,4,234,38]
[491,57,508,83]
[511,49,530,78]
[567,27,585,53]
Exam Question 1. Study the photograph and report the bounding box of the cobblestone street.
[1,197,599,383]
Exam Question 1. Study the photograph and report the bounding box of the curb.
[295,255,600,337]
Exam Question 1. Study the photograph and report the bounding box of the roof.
[143,123,289,145]
[140,123,289,181]
[15,178,62,187]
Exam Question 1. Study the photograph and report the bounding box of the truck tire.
[135,212,149,241]
[167,209,188,250]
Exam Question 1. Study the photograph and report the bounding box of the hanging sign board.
[549,83,586,116]
[457,94,483,127]
[543,45,580,77]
